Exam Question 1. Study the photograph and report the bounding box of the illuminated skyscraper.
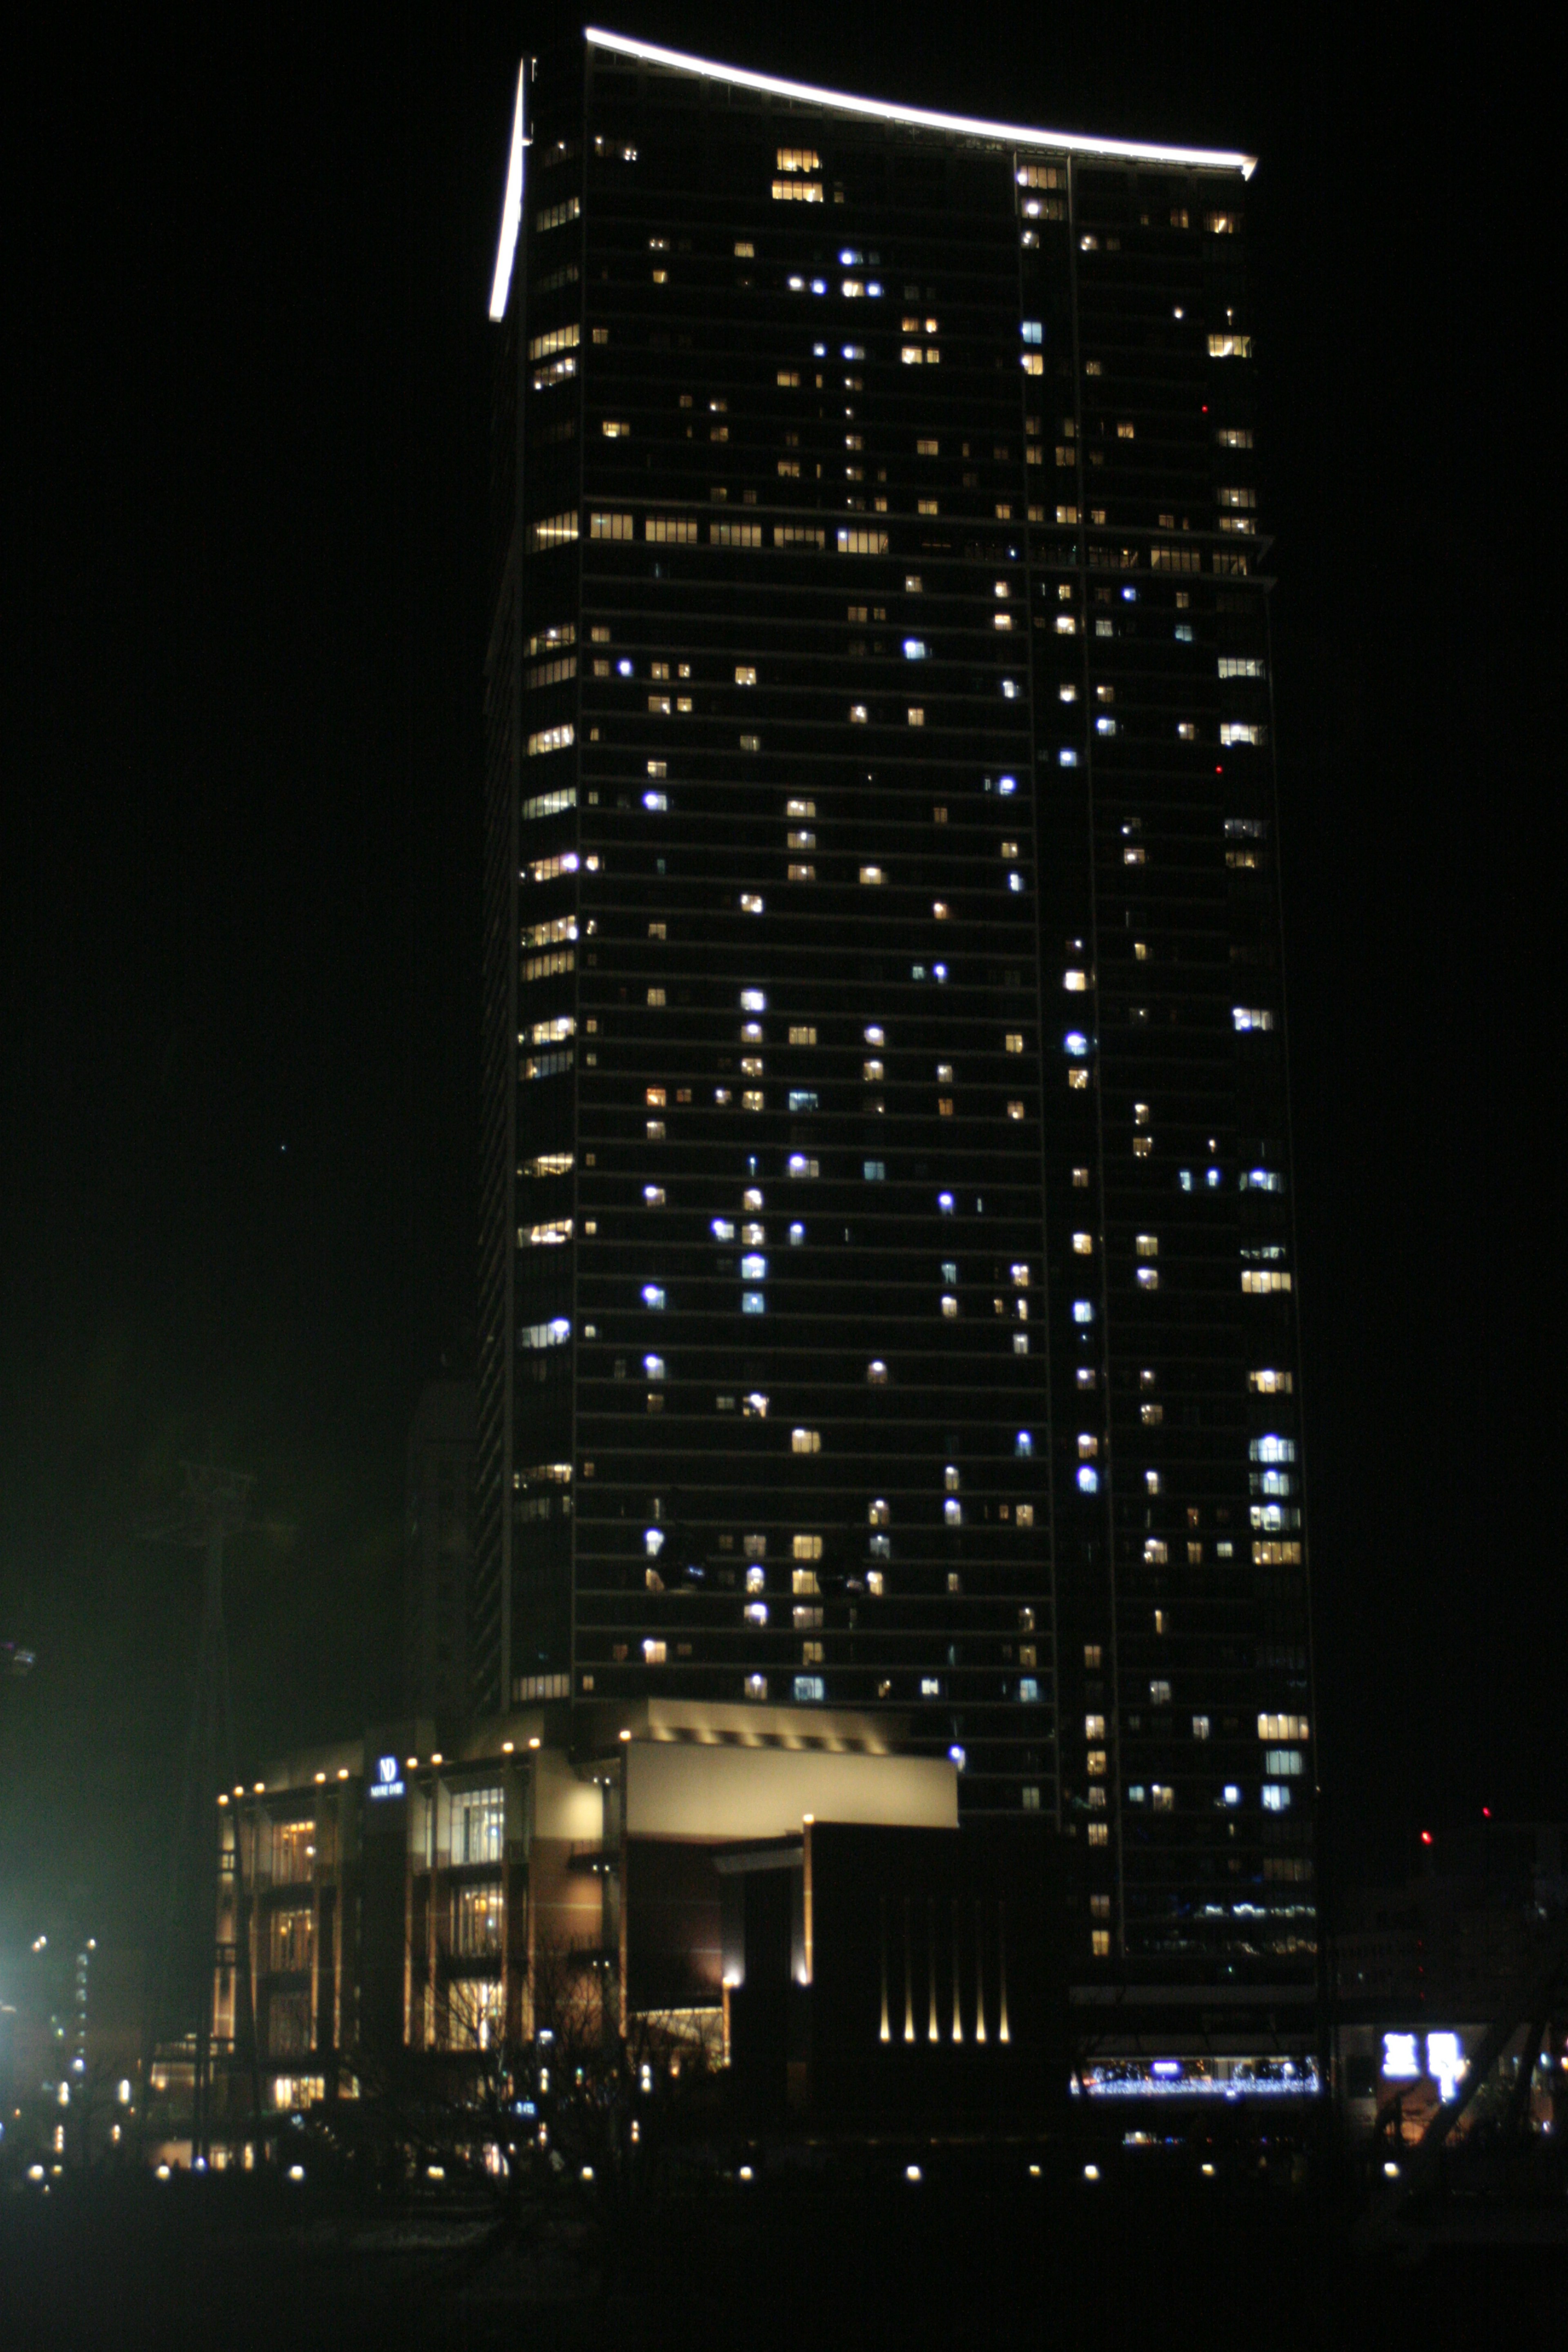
[476,31,1314,1989]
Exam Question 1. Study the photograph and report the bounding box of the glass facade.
[477,34,1314,1982]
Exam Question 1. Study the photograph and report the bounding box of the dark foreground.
[2,2147,1561,2350]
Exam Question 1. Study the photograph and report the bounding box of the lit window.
[1257,1713,1309,1743]
[791,1428,821,1454]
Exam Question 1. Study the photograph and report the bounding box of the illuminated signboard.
[368,1755,405,1801]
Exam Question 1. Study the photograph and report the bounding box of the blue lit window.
[863,1160,886,1181]
[617,658,634,676]
[1222,1786,1241,1807]
[948,1745,967,1770]
[839,248,862,265]
[1019,1677,1039,1701]
[1179,1171,1194,1192]
[1241,1169,1283,1192]
[811,278,826,295]
[903,639,928,660]
[1077,1465,1099,1492]
[1121,586,1138,602]
[1174,624,1194,642]
[1065,1033,1089,1057]
[998,774,1017,795]
[920,1677,942,1698]
[740,1254,767,1280]
[644,1528,665,1556]
[1073,1301,1095,1324]
[933,964,947,981]
[788,1089,819,1111]
[1016,1431,1034,1457]
[793,1675,826,1702]
[1059,748,1079,767]
[1207,1168,1222,1188]
[1008,873,1025,893]
[641,1286,665,1310]
[812,342,826,356]
[1262,1784,1291,1812]
[1021,321,1043,345]
[643,791,668,811]
[938,1192,955,1214]
[711,1218,735,1241]
[788,1223,805,1245]
[644,1354,665,1381]
[741,1292,765,1315]
[740,989,766,1011]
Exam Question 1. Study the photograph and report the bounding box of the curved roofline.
[585,27,1256,180]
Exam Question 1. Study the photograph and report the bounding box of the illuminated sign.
[1427,2032,1466,2102]
[1381,2032,1420,2079]
[1378,2030,1468,2100]
[368,1755,405,1801]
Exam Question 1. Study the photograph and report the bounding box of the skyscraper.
[477,29,1314,1989]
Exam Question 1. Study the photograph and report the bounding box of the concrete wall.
[625,1743,956,1841]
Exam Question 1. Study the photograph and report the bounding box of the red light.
[1482,1806,1492,1819]
[1420,1831,1433,1846]
[1201,404,1209,413]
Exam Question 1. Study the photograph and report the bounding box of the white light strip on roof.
[489,62,527,321]
[585,28,1255,179]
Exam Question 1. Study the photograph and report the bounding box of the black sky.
[3,3,1558,1945]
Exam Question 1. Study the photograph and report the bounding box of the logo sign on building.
[368,1754,405,1801]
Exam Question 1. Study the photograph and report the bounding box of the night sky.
[3,4,1555,1951]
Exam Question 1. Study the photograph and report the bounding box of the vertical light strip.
[927,1897,940,2043]
[488,62,527,322]
[973,1900,987,2044]
[951,1897,964,2044]
[903,1896,915,2042]
[878,1897,890,2042]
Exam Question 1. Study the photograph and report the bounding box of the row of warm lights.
[215,1729,596,1803]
